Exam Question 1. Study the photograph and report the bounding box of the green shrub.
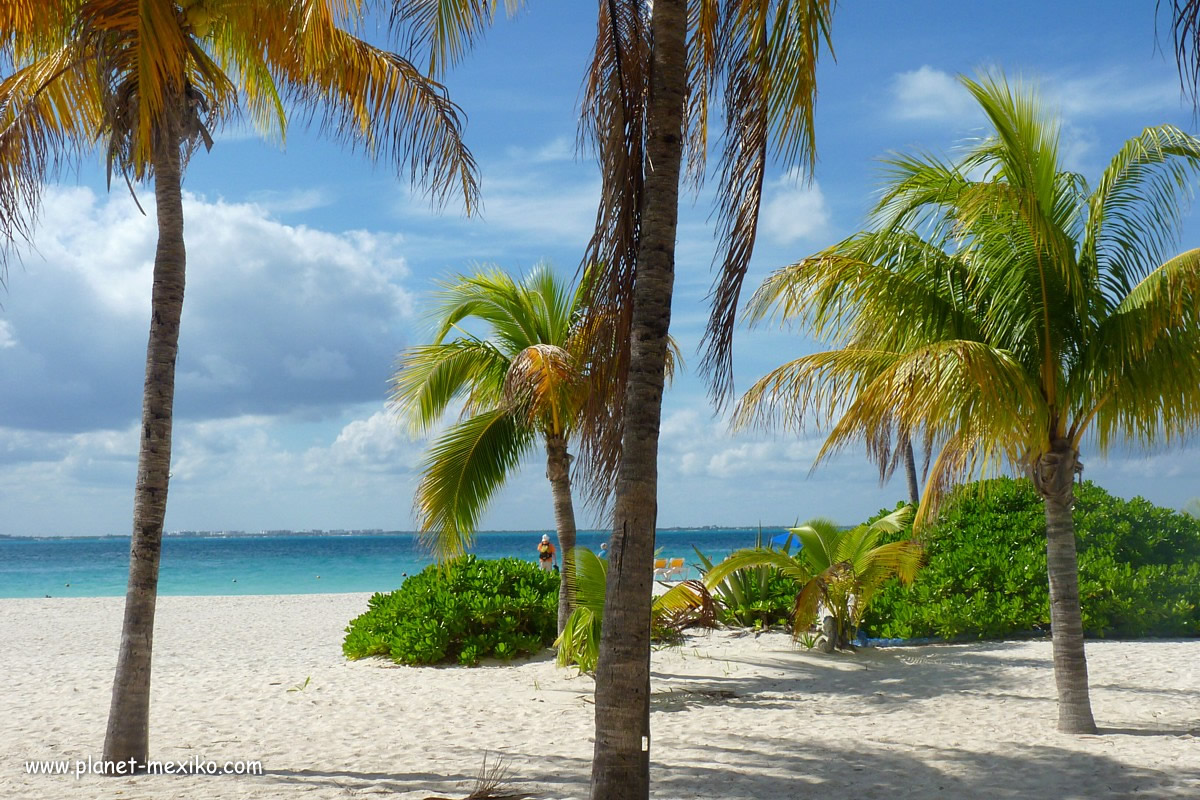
[343,556,559,666]
[863,479,1200,640]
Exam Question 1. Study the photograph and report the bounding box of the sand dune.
[2,593,1197,799]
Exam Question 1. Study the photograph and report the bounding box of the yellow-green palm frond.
[732,348,900,434]
[701,547,810,590]
[205,3,289,144]
[415,408,537,560]
[0,44,101,245]
[390,338,510,434]
[266,1,479,212]
[390,0,526,78]
[743,230,979,347]
[817,340,1044,471]
[0,1,73,51]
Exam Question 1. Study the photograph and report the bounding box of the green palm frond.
[1083,126,1200,301]
[415,408,537,559]
[390,338,510,434]
[702,548,810,589]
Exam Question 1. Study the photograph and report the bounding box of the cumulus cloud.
[0,186,416,432]
[891,66,979,123]
[761,173,832,246]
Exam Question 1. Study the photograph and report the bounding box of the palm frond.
[1083,126,1200,304]
[390,338,511,434]
[0,44,100,245]
[502,343,576,435]
[699,0,833,405]
[574,0,650,510]
[266,3,480,212]
[415,409,537,560]
[390,0,526,77]
[701,547,810,589]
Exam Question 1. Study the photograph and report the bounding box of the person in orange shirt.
[536,534,557,572]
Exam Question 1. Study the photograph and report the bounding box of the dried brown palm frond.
[574,0,650,512]
[501,343,576,434]
[573,1,835,508]
[1163,0,1200,107]
[654,579,718,632]
[699,0,835,407]
[391,0,527,78]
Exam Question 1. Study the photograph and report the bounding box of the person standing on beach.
[537,534,557,572]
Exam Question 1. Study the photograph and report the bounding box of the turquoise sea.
[0,529,786,599]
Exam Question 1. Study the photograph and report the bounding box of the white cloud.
[245,188,332,214]
[761,173,831,246]
[505,136,575,164]
[1053,73,1181,118]
[890,66,1184,129]
[0,186,416,432]
[324,409,417,472]
[890,66,978,123]
[0,319,16,349]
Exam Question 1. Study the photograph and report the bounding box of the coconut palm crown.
[703,506,920,648]
[736,72,1200,734]
[391,265,592,633]
[1,0,479,768]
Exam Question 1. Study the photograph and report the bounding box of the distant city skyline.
[2,2,1198,537]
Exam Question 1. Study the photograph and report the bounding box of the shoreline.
[3,594,1197,799]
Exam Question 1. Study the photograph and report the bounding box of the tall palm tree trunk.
[1032,439,1098,734]
[902,436,920,507]
[545,433,577,635]
[103,127,186,768]
[589,2,687,797]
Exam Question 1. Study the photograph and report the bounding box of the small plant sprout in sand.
[287,676,312,693]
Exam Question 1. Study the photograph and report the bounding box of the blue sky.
[2,1,1199,536]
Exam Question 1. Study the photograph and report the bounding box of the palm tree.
[735,73,1200,733]
[555,546,711,673]
[392,266,589,635]
[702,507,921,651]
[0,1,478,766]
[385,3,834,794]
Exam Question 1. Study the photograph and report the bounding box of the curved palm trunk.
[1032,440,1098,734]
[545,433,577,635]
[590,2,687,797]
[102,129,186,768]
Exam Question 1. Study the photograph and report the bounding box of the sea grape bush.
[863,479,1200,640]
[343,556,559,666]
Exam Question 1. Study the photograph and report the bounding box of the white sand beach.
[2,593,1197,800]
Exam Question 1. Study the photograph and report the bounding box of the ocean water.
[0,529,785,599]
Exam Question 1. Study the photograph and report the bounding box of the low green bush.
[343,556,559,666]
[863,479,1200,640]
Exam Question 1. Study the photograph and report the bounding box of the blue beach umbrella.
[769,532,801,549]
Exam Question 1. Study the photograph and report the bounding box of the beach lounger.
[653,558,668,578]
[663,557,685,580]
